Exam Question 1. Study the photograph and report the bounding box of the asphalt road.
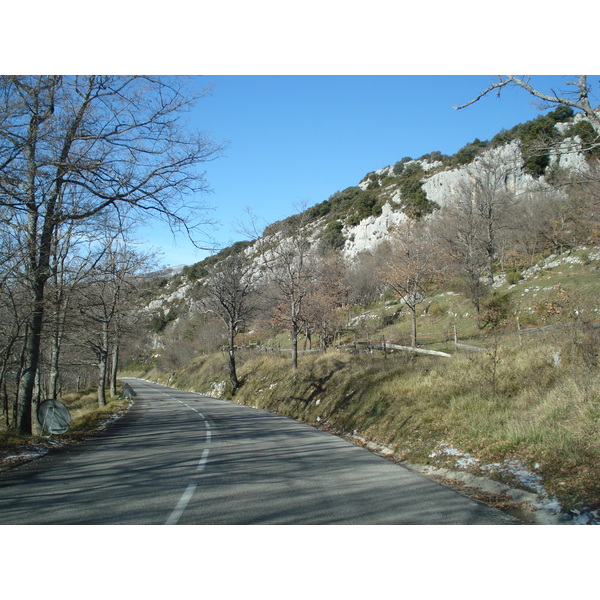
[0,379,519,525]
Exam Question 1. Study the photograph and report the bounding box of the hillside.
[137,104,598,344]
[125,245,600,522]
[147,105,593,296]
[121,105,600,521]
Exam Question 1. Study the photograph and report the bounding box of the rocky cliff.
[342,127,591,258]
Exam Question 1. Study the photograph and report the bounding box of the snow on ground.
[0,400,133,470]
[428,441,599,525]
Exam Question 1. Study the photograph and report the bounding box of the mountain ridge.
[176,104,593,272]
[141,104,598,328]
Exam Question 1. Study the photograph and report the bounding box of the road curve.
[0,379,519,525]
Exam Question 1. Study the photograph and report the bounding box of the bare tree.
[80,230,154,407]
[464,156,518,285]
[431,190,488,318]
[44,218,106,400]
[199,251,259,393]
[254,210,317,370]
[300,251,349,349]
[377,221,446,347]
[345,250,383,309]
[0,75,223,433]
[455,76,600,137]
[0,239,29,426]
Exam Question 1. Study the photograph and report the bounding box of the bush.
[506,269,523,285]
[393,157,412,175]
[418,150,449,164]
[517,115,560,177]
[307,200,332,219]
[148,308,178,333]
[567,120,600,158]
[548,106,574,123]
[183,262,209,280]
[451,138,490,166]
[325,186,384,224]
[397,164,438,219]
[479,292,512,329]
[320,220,345,251]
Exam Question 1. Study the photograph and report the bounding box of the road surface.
[0,379,519,524]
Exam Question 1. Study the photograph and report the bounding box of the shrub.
[393,157,412,175]
[451,138,490,166]
[397,164,438,219]
[307,200,331,219]
[320,220,345,251]
[149,308,178,333]
[183,262,209,280]
[479,292,512,329]
[567,120,600,158]
[506,269,523,285]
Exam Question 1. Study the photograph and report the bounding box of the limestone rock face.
[342,201,407,259]
[342,136,590,258]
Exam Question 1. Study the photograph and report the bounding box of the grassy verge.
[119,250,600,513]
[156,326,599,512]
[0,387,132,472]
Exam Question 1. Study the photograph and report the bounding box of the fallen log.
[383,343,451,358]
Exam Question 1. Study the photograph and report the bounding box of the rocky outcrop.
[342,200,407,258]
[342,135,590,259]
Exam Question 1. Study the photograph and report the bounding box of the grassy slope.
[153,249,600,511]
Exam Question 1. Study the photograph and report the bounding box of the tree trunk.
[485,217,495,285]
[48,328,62,400]
[410,307,417,348]
[16,282,45,435]
[291,321,299,371]
[227,325,239,393]
[97,353,107,407]
[110,342,119,398]
[2,379,9,428]
[97,321,109,407]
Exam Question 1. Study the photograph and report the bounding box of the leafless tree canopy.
[199,252,259,392]
[0,75,224,433]
[454,75,600,136]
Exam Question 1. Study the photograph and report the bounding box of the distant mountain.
[141,265,186,281]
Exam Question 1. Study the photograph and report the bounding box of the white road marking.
[197,448,210,471]
[164,396,212,525]
[165,483,197,525]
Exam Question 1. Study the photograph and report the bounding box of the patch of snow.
[427,441,598,525]
[205,381,227,398]
[3,445,51,463]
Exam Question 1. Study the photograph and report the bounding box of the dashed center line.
[165,484,197,525]
[164,397,212,525]
[197,448,210,471]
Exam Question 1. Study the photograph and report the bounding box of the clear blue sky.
[143,75,593,268]
[9,4,597,270]
[6,1,599,583]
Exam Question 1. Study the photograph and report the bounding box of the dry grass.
[0,386,132,467]
[224,330,600,511]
